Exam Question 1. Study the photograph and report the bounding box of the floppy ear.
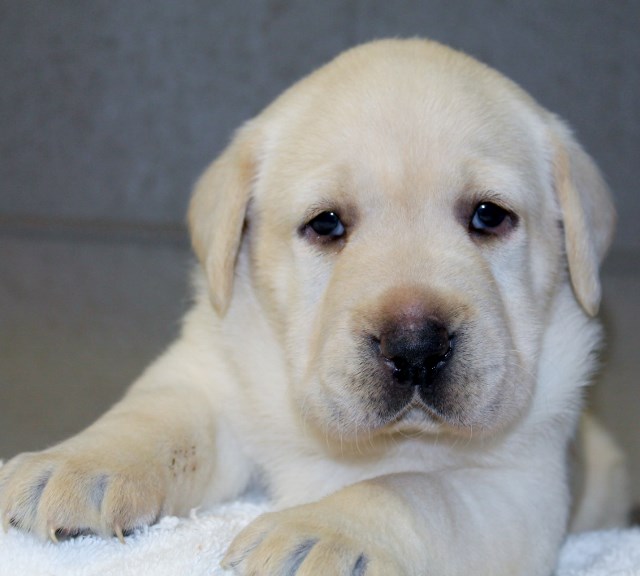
[188,124,259,316]
[550,119,616,316]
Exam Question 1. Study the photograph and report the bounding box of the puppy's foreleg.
[0,339,249,541]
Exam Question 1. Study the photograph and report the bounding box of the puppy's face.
[190,40,614,442]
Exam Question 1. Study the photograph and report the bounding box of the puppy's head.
[189,40,615,441]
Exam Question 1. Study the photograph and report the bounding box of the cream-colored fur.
[0,39,626,575]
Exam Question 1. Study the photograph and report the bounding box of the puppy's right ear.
[188,124,259,316]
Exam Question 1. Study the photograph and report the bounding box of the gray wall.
[1,1,638,250]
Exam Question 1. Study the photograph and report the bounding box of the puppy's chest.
[260,438,467,508]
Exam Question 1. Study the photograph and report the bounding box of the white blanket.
[0,498,638,576]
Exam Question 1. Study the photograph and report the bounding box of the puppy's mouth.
[386,403,439,431]
[376,388,454,433]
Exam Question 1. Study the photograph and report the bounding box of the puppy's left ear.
[188,123,260,316]
[550,118,616,317]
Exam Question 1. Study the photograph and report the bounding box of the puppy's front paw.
[0,443,167,542]
[222,503,404,576]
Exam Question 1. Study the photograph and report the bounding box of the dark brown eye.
[307,211,345,238]
[470,202,513,234]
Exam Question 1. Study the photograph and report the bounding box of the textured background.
[1,1,638,249]
[1,1,639,502]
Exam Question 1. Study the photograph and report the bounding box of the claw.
[48,526,59,544]
[114,524,126,545]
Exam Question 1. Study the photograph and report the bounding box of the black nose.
[377,320,453,387]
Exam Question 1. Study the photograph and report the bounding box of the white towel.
[0,498,638,576]
[0,500,267,576]
[556,529,640,576]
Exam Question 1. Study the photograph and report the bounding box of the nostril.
[431,334,454,369]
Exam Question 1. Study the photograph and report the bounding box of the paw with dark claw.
[0,444,167,543]
[221,503,405,576]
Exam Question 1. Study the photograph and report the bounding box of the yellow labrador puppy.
[0,39,627,575]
